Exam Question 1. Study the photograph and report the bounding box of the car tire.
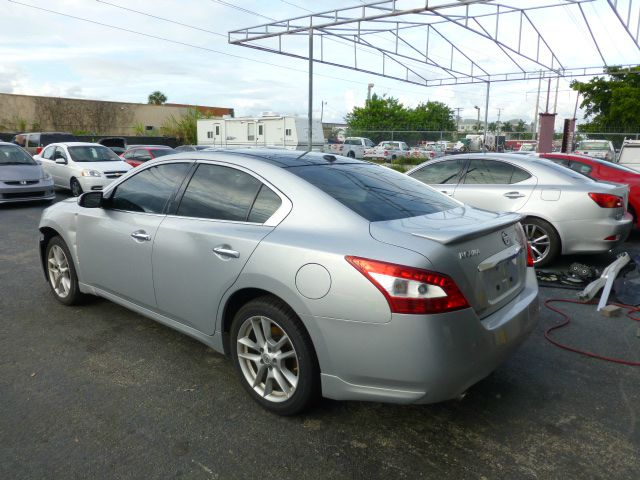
[522,217,560,268]
[347,151,355,159]
[45,236,85,306]
[230,296,319,415]
[70,178,83,197]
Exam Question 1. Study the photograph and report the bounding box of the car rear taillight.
[588,192,623,208]
[345,256,469,314]
[36,147,43,154]
[515,222,535,267]
[384,150,389,155]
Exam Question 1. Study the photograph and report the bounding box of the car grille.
[2,191,45,199]
[4,180,39,185]
[103,171,127,179]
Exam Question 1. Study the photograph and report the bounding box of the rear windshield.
[577,141,609,151]
[68,146,122,162]
[152,149,175,157]
[289,163,459,222]
[0,145,35,165]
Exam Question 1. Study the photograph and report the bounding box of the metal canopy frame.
[228,0,640,149]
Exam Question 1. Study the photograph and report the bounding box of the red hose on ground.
[544,298,640,366]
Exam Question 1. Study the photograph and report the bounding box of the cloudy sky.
[1,0,639,126]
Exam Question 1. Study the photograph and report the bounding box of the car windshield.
[577,141,609,151]
[0,145,36,165]
[68,146,122,162]
[288,163,459,222]
[152,149,175,157]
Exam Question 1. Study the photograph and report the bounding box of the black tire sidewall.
[71,179,82,197]
[230,297,319,415]
[46,236,83,305]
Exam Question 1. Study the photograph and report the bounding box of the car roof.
[45,142,107,147]
[179,148,364,168]
[126,145,173,149]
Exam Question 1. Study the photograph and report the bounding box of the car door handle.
[130,230,151,242]
[503,191,525,199]
[213,247,240,259]
[440,190,453,196]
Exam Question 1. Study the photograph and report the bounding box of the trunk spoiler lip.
[409,212,523,245]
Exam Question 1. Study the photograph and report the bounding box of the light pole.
[367,83,374,102]
[474,105,480,132]
[320,100,327,123]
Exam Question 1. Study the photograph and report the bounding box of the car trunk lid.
[370,207,528,319]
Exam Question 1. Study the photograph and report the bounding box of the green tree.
[345,95,455,144]
[161,108,212,144]
[148,91,168,105]
[571,66,640,133]
[502,121,513,132]
[514,120,527,132]
[488,122,498,132]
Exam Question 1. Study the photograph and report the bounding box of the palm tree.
[148,91,167,105]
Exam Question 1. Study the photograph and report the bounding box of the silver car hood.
[371,206,522,245]
[0,164,43,181]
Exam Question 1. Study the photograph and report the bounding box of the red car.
[121,145,175,167]
[540,153,640,227]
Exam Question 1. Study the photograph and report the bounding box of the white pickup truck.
[328,137,376,159]
[363,141,411,162]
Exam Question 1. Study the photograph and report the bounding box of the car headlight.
[81,169,102,177]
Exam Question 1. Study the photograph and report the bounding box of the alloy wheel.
[236,316,299,403]
[48,245,71,298]
[524,223,550,264]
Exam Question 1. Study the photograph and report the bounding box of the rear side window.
[568,161,593,176]
[248,185,282,223]
[410,159,465,184]
[177,164,262,221]
[107,163,190,213]
[464,159,514,184]
[289,164,458,222]
[42,134,77,145]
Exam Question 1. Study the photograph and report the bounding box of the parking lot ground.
[1,194,640,479]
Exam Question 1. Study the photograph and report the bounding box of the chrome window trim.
[101,157,292,227]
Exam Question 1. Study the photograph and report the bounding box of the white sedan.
[35,142,132,196]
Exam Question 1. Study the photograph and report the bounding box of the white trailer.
[197,113,325,150]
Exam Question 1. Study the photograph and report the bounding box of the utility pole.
[533,72,542,141]
[552,76,560,114]
[497,107,502,133]
[455,107,462,132]
[367,83,374,102]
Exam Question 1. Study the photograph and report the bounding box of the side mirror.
[78,191,103,208]
[55,157,67,164]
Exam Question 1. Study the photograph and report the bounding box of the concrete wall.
[0,93,234,135]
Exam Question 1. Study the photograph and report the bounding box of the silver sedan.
[39,150,538,414]
[407,153,633,266]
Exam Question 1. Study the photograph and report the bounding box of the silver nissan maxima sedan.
[38,150,539,415]
[407,153,633,267]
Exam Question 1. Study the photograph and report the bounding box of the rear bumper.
[555,213,633,255]
[304,268,539,404]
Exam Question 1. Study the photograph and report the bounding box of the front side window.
[177,164,262,221]
[42,146,56,160]
[106,163,190,214]
[409,159,465,185]
[463,159,515,185]
[123,150,136,159]
[27,134,40,147]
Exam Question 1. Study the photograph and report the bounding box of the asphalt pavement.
[1,192,639,479]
